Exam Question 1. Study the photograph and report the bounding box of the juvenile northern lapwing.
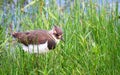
[12,26,64,53]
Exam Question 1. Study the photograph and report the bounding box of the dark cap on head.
[53,25,63,35]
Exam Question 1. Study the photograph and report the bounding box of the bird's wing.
[27,30,49,45]
[12,30,49,46]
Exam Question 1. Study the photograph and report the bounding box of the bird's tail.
[12,32,18,38]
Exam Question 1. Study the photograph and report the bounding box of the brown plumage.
[12,30,56,49]
[12,26,64,51]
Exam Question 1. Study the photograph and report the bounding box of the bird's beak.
[61,37,65,42]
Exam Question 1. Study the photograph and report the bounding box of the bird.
[12,25,64,54]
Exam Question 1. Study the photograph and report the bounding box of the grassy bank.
[0,0,120,75]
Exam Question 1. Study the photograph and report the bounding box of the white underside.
[21,34,60,54]
[22,41,49,53]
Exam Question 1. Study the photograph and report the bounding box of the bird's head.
[49,25,64,43]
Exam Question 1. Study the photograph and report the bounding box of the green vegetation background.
[0,0,120,75]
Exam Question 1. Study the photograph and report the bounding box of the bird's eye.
[56,34,59,36]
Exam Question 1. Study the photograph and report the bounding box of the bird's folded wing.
[12,30,49,46]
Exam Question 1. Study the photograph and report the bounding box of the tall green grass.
[0,0,120,75]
